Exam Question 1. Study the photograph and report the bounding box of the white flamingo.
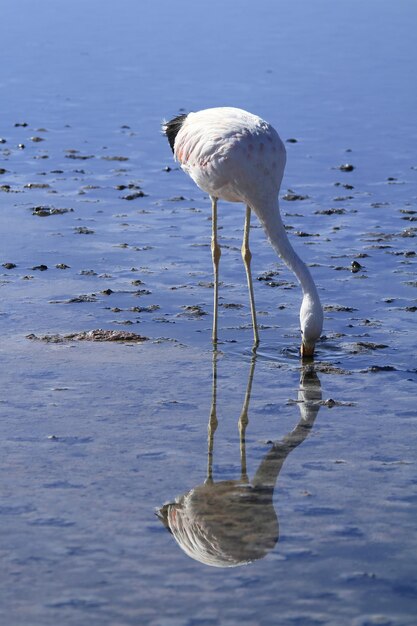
[164,107,323,356]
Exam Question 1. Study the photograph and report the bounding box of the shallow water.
[1,1,417,625]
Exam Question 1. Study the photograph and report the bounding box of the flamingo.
[163,107,323,356]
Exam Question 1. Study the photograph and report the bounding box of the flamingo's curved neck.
[251,199,320,303]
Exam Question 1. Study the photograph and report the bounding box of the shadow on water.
[157,351,322,567]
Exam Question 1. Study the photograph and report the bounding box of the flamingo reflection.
[157,353,322,567]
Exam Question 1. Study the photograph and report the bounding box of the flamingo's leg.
[211,196,221,344]
[242,205,259,347]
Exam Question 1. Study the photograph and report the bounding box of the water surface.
[1,1,416,625]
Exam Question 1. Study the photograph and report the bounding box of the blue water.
[1,1,416,625]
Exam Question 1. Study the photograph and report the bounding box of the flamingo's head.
[300,294,323,358]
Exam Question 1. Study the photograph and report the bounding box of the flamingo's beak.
[155,504,173,532]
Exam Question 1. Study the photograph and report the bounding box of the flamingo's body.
[164,107,323,356]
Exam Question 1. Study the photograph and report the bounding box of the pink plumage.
[164,107,323,356]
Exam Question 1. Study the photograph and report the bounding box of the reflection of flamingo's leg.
[206,350,219,483]
[238,356,256,482]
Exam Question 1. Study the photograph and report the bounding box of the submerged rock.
[294,231,319,237]
[315,208,346,215]
[179,305,207,318]
[32,206,73,216]
[257,270,280,281]
[350,342,389,353]
[282,191,309,201]
[101,155,129,161]
[219,302,243,309]
[74,226,95,234]
[65,153,94,160]
[324,304,358,313]
[26,329,148,343]
[351,260,363,273]
[31,264,48,271]
[122,191,147,200]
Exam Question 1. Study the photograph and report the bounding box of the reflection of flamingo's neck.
[252,426,308,492]
[252,365,322,490]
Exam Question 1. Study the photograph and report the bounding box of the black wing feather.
[163,113,188,153]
